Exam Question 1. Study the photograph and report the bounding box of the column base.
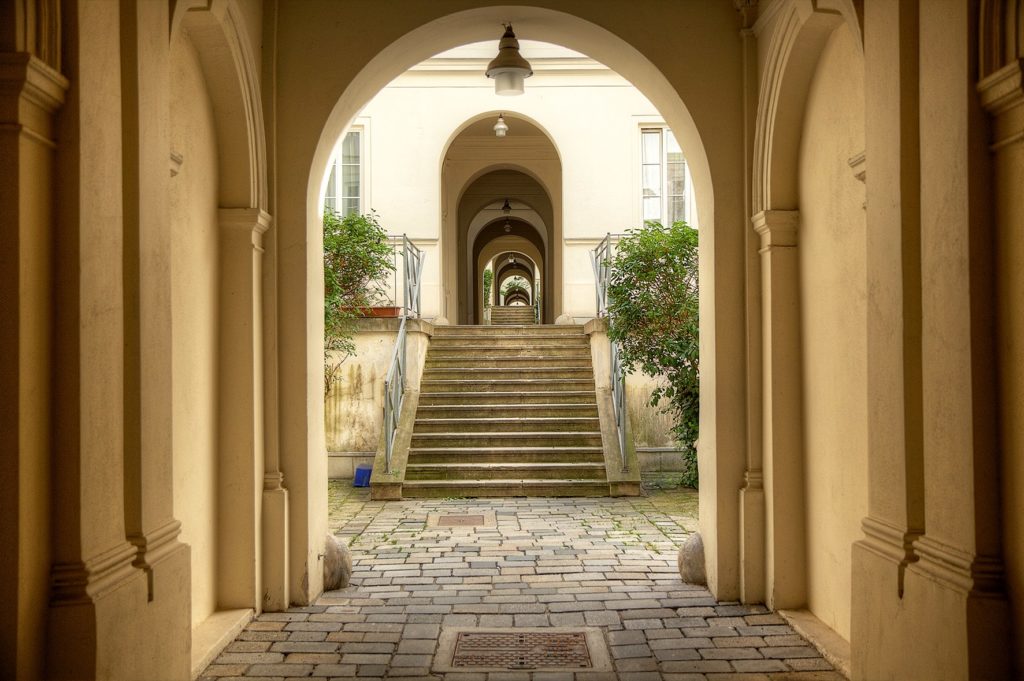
[261,484,290,611]
[852,537,1011,680]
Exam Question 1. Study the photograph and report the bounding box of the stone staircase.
[489,305,536,325]
[402,323,610,497]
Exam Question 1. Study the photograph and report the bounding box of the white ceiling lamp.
[493,113,509,138]
[486,24,533,96]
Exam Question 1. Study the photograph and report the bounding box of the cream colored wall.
[324,321,396,453]
[169,32,220,629]
[797,25,867,641]
[626,375,676,449]
[337,65,680,320]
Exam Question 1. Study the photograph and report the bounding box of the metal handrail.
[590,233,629,472]
[382,235,424,473]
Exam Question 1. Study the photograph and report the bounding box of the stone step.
[401,479,610,498]
[419,378,596,393]
[423,344,591,358]
[433,325,584,337]
[409,431,604,448]
[405,462,607,481]
[407,446,605,464]
[491,317,537,326]
[423,367,594,381]
[412,417,600,433]
[415,403,599,419]
[425,355,592,369]
[429,336,589,349]
[418,391,598,406]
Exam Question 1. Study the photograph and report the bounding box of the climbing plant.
[483,269,493,309]
[606,220,699,488]
[323,209,395,395]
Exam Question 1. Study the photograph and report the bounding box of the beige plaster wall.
[169,32,220,629]
[625,374,676,450]
[324,321,396,454]
[796,25,868,641]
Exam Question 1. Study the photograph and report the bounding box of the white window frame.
[636,124,695,227]
[324,119,370,216]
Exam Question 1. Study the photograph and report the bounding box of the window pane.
[641,130,661,163]
[642,165,661,195]
[342,131,360,163]
[667,162,685,195]
[643,197,661,221]
[665,129,682,158]
[342,197,360,217]
[325,163,337,208]
[668,195,686,224]
[342,164,359,197]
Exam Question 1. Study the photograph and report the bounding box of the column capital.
[0,52,68,115]
[978,60,1023,116]
[751,209,799,249]
[219,207,272,235]
[978,59,1024,152]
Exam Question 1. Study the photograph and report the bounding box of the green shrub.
[606,220,699,488]
[323,209,395,395]
[483,269,493,309]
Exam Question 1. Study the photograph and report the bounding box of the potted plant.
[323,209,396,394]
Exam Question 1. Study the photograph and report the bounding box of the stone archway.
[277,2,744,605]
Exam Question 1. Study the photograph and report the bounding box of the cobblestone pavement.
[200,483,842,680]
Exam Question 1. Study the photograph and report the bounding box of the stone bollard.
[678,532,707,585]
[323,534,352,590]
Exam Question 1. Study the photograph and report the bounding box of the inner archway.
[458,169,553,323]
[445,114,560,324]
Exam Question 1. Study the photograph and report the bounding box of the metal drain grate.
[452,631,591,669]
[437,514,485,527]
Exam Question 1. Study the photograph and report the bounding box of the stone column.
[218,208,275,611]
[0,47,67,681]
[752,209,805,610]
[119,1,190,668]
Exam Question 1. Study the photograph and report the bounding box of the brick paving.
[200,482,842,680]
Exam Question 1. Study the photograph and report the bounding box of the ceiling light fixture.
[486,24,533,96]
[501,198,512,215]
[493,113,509,138]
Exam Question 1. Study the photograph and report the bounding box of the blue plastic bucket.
[353,463,372,487]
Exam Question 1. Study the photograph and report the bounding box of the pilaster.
[0,49,67,681]
[219,208,273,611]
[979,57,1024,678]
[119,4,191,675]
[751,209,805,610]
[47,3,155,679]
[896,2,1011,678]
[737,0,766,606]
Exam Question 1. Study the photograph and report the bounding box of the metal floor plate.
[433,627,613,673]
[437,513,485,527]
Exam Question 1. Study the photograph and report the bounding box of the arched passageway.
[286,3,734,607]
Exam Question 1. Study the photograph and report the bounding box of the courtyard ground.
[200,482,841,680]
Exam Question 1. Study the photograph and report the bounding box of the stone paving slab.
[200,483,842,680]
